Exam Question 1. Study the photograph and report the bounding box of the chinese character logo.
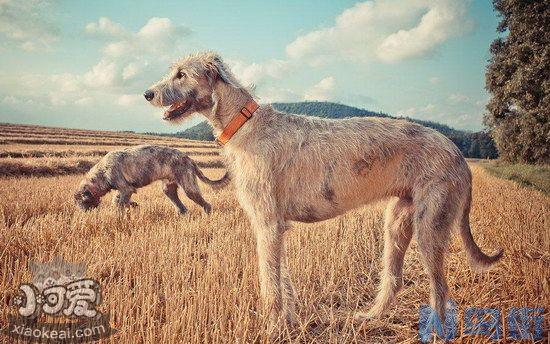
[3,257,116,343]
[12,257,101,320]
[419,299,545,342]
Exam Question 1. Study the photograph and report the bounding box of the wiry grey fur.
[145,52,503,333]
[74,144,229,214]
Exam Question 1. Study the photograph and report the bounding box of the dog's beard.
[164,110,197,125]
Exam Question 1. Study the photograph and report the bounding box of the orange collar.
[215,100,259,145]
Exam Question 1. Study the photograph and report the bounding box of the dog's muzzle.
[144,90,154,101]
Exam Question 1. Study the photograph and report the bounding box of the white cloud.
[96,17,191,58]
[475,98,489,107]
[117,94,142,106]
[1,16,194,117]
[74,97,93,106]
[304,76,336,101]
[286,0,473,65]
[83,59,119,88]
[256,86,301,103]
[49,93,66,106]
[85,17,128,38]
[423,103,436,112]
[448,93,469,103]
[397,107,417,116]
[80,16,193,90]
[397,103,434,116]
[122,62,144,80]
[376,1,472,63]
[429,76,440,84]
[50,73,82,93]
[228,59,290,86]
[0,0,59,51]
[2,95,19,104]
[20,41,37,51]
[223,58,301,104]
[14,73,84,102]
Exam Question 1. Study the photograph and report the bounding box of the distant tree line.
[158,101,498,159]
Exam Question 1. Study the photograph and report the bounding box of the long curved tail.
[459,194,504,272]
[191,162,230,190]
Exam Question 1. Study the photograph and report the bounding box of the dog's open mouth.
[163,100,192,121]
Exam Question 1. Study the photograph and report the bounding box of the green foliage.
[478,160,550,195]
[173,122,215,141]
[271,101,387,119]
[485,0,549,164]
[163,101,498,159]
[449,131,499,160]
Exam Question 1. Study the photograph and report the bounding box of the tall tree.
[485,0,549,164]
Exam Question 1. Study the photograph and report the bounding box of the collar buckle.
[215,99,259,145]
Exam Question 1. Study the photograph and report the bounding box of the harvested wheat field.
[0,124,221,178]
[0,124,548,343]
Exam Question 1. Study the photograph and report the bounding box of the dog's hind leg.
[162,181,187,214]
[414,185,458,326]
[177,174,212,214]
[355,197,414,322]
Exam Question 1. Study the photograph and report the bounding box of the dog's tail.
[191,162,230,190]
[459,193,504,272]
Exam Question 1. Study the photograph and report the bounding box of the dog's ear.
[206,55,240,88]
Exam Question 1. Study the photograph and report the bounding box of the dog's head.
[74,182,100,211]
[144,52,241,123]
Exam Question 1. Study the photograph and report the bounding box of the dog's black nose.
[144,90,154,101]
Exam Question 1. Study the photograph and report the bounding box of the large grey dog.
[144,52,503,331]
[74,145,228,214]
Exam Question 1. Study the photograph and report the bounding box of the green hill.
[161,101,497,159]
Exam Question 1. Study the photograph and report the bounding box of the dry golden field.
[0,123,548,343]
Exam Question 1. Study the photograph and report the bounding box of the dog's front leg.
[280,245,298,326]
[112,189,134,209]
[252,214,285,332]
[111,191,123,206]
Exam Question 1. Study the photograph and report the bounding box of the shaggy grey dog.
[74,144,228,214]
[145,52,503,332]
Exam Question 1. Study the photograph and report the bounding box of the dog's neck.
[209,81,255,137]
[85,171,111,198]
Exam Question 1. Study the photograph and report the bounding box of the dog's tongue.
[165,102,182,115]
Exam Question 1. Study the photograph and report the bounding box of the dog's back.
[99,145,186,188]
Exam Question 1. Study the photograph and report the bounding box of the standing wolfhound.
[145,52,503,331]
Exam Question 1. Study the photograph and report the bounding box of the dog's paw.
[353,311,368,324]
[353,310,378,324]
[284,310,299,328]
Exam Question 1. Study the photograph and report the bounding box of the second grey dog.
[74,145,228,214]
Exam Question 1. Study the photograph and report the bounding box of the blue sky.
[0,0,500,133]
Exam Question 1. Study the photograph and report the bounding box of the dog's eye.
[177,71,186,79]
